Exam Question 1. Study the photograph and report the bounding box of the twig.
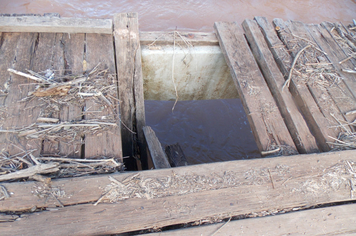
[345,110,356,116]
[171,31,179,112]
[268,169,275,189]
[51,192,64,208]
[342,69,356,74]
[0,185,10,200]
[7,68,53,84]
[261,147,281,156]
[0,163,59,182]
[339,56,353,64]
[282,44,312,91]
[211,216,232,236]
[94,188,114,206]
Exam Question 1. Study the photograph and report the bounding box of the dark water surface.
[2,1,356,163]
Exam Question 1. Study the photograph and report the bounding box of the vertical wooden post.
[113,13,147,170]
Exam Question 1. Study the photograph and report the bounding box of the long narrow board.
[254,17,337,152]
[113,13,147,169]
[0,149,355,235]
[84,33,122,160]
[272,19,344,150]
[0,15,112,34]
[214,21,297,155]
[147,204,356,236]
[242,19,318,154]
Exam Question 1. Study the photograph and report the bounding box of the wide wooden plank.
[0,16,112,34]
[214,21,297,155]
[256,17,339,152]
[1,149,355,235]
[272,19,343,150]
[84,33,122,160]
[148,204,356,235]
[242,19,318,154]
[1,149,354,227]
[0,32,42,156]
[113,13,147,169]
[143,126,171,168]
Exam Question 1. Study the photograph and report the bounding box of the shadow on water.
[145,99,261,164]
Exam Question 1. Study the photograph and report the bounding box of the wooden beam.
[143,126,171,168]
[1,149,355,235]
[242,19,319,154]
[147,204,356,235]
[113,13,147,170]
[0,16,112,34]
[214,21,297,155]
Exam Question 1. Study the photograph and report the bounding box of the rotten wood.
[143,126,171,169]
[165,143,188,167]
[214,21,297,155]
[0,15,112,34]
[242,19,319,154]
[0,163,59,182]
[0,149,355,235]
[113,12,147,169]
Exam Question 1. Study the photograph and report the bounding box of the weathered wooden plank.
[272,19,343,150]
[84,33,122,160]
[58,34,85,157]
[214,21,297,155]
[140,31,219,46]
[143,126,171,168]
[147,204,356,236]
[311,22,356,123]
[165,143,188,167]
[0,16,112,34]
[1,149,355,235]
[242,19,319,154]
[0,32,42,156]
[255,17,339,152]
[113,13,147,169]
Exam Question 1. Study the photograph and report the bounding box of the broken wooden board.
[83,33,122,160]
[0,15,112,34]
[242,19,319,154]
[214,21,297,155]
[165,143,188,167]
[147,204,356,235]
[1,149,355,235]
[113,12,147,169]
[143,126,170,168]
[272,18,345,150]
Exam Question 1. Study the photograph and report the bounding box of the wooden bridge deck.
[0,13,356,235]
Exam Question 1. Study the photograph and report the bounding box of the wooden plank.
[214,21,297,155]
[84,33,122,160]
[242,19,319,154]
[147,204,356,235]
[113,13,147,169]
[310,22,356,123]
[165,143,189,167]
[0,16,112,34]
[272,19,343,150]
[143,126,171,168]
[140,31,219,46]
[0,32,42,156]
[0,149,355,235]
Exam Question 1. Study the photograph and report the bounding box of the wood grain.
[214,21,297,155]
[242,19,319,154]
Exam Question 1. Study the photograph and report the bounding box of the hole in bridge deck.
[145,99,261,165]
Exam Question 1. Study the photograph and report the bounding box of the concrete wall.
[141,45,238,101]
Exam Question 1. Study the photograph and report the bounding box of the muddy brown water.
[2,1,356,164]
